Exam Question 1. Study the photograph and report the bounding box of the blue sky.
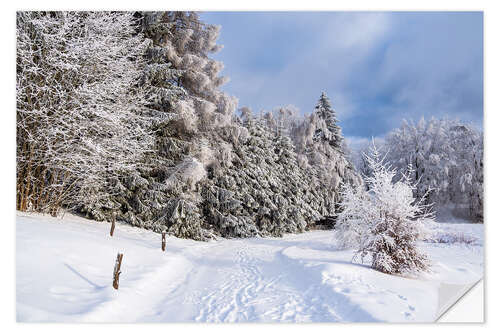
[201,11,483,145]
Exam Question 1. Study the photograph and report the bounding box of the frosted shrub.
[336,142,433,275]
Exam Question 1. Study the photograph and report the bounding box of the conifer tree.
[79,11,237,240]
[313,92,343,150]
[201,108,329,238]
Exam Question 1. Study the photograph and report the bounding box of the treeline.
[17,11,482,243]
[16,11,360,240]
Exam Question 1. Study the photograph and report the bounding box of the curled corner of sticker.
[435,279,482,321]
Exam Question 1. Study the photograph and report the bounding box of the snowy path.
[16,213,483,323]
[148,236,377,322]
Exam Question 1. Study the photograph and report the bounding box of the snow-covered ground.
[16,212,483,323]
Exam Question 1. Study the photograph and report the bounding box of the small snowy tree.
[336,141,433,275]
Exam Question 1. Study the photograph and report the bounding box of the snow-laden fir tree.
[336,141,433,275]
[80,11,238,240]
[289,94,361,227]
[313,92,343,150]
[142,11,237,132]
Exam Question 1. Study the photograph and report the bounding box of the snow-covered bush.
[336,142,433,275]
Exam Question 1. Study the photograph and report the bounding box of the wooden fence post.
[112,252,123,290]
[162,231,166,251]
[110,211,116,237]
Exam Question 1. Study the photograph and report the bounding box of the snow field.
[16,212,483,322]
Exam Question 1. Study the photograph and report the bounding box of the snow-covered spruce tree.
[139,11,238,239]
[81,11,239,240]
[16,12,153,216]
[313,92,343,150]
[336,142,432,275]
[289,94,361,228]
[142,11,237,131]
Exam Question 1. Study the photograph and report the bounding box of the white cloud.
[324,12,391,51]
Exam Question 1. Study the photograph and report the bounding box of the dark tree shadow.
[64,263,105,289]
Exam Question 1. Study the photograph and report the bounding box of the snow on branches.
[336,141,433,275]
[16,12,155,215]
[384,118,483,222]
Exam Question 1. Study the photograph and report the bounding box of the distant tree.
[336,142,433,275]
[239,106,254,126]
[313,92,343,150]
[351,138,387,186]
[383,117,483,222]
[447,124,483,222]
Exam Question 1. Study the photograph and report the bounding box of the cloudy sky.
[201,11,483,146]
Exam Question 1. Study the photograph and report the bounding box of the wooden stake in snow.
[162,231,166,251]
[112,252,123,290]
[110,211,116,237]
